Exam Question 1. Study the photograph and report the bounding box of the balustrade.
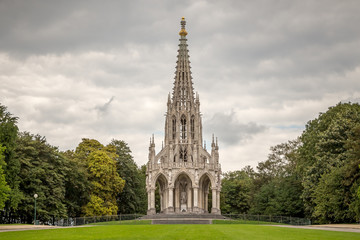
[149,161,221,171]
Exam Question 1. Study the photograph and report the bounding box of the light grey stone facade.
[146,18,221,215]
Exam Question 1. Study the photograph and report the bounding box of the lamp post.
[34,194,38,225]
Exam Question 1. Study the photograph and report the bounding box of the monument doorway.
[174,173,192,213]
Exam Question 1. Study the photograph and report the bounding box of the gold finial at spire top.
[179,17,188,36]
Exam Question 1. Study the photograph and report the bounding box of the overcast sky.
[1,0,360,172]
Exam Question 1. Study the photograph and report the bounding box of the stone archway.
[198,173,212,213]
[174,173,193,213]
[154,173,168,213]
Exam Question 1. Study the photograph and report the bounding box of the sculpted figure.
[181,191,187,204]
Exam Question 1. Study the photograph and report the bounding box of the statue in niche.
[180,191,187,204]
[180,181,187,204]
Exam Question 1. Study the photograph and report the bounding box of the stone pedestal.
[147,208,156,215]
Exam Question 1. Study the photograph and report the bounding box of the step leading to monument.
[152,219,212,224]
[141,213,226,220]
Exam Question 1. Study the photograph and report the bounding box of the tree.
[109,139,147,214]
[74,139,125,216]
[15,132,68,223]
[62,150,91,218]
[221,170,253,214]
[299,103,360,223]
[250,139,304,217]
[0,104,22,219]
[0,145,10,209]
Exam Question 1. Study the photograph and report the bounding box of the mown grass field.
[1,224,360,240]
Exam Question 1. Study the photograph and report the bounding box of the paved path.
[270,224,360,233]
[0,225,91,233]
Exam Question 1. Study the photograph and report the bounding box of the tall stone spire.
[172,17,195,107]
[146,18,221,216]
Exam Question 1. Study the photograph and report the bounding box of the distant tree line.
[0,103,147,224]
[221,102,360,224]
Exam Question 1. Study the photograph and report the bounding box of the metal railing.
[53,214,146,226]
[53,213,311,226]
[221,214,311,225]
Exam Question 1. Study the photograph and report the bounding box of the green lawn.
[90,220,151,225]
[213,219,287,225]
[1,224,359,240]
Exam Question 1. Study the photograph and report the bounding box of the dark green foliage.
[250,139,304,217]
[0,104,22,216]
[15,132,68,223]
[221,170,253,214]
[299,103,360,223]
[0,145,11,209]
[62,150,91,218]
[109,139,147,214]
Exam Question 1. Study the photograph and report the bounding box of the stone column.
[187,187,192,212]
[175,187,180,213]
[198,187,203,210]
[147,191,151,210]
[205,191,209,213]
[159,189,163,212]
[216,190,221,214]
[193,187,199,213]
[168,187,174,213]
[147,188,156,215]
[211,188,217,214]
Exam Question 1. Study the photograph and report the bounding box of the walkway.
[270,224,360,233]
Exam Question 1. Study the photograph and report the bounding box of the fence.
[53,213,311,226]
[53,214,145,226]
[221,214,311,225]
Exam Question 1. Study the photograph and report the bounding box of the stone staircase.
[140,213,226,224]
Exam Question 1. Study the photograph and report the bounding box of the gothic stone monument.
[146,18,221,215]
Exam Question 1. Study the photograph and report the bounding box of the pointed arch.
[152,172,169,214]
[152,172,169,188]
[198,172,215,213]
[171,170,194,188]
[198,172,215,187]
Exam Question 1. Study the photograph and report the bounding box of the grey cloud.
[205,111,267,146]
[95,96,115,114]
[1,0,360,171]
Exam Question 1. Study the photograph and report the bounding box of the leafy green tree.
[109,139,147,214]
[0,145,10,209]
[0,104,22,219]
[74,139,125,216]
[250,139,304,217]
[15,132,68,223]
[299,103,360,223]
[221,170,253,214]
[62,150,91,218]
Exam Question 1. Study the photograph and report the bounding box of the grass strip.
[1,224,360,240]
